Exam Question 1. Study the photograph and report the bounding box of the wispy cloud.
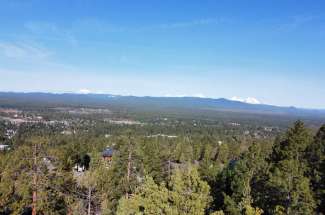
[24,21,78,45]
[275,15,319,32]
[74,18,127,33]
[0,41,52,59]
[0,39,79,76]
[156,17,227,29]
[10,17,227,50]
[71,17,228,34]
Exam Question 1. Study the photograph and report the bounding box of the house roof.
[102,148,114,157]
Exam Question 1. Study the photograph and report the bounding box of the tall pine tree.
[306,124,325,213]
[268,121,315,214]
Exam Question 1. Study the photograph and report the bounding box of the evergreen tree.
[267,121,316,214]
[306,124,325,213]
[213,142,268,214]
[101,134,141,214]
[116,165,211,215]
[170,166,211,214]
[0,137,74,214]
[139,138,167,183]
[117,176,171,214]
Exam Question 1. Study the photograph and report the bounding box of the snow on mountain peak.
[230,96,261,105]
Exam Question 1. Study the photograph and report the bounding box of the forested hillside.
[1,113,325,214]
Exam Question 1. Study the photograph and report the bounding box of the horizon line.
[0,90,324,111]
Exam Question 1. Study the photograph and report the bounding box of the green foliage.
[170,166,211,214]
[1,114,324,215]
[213,142,269,214]
[139,138,168,183]
[210,211,225,215]
[305,124,325,213]
[117,176,171,215]
[267,121,316,214]
[99,135,142,214]
[243,204,263,215]
[198,143,221,183]
[117,166,211,215]
[0,138,75,214]
[0,145,33,214]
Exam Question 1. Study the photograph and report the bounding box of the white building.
[0,144,10,151]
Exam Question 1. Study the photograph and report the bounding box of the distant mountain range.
[0,92,324,120]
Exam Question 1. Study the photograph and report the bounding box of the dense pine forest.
[0,103,325,214]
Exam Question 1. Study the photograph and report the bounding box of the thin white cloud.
[61,17,228,35]
[275,15,318,32]
[15,17,227,50]
[0,39,80,75]
[157,18,226,29]
[74,19,127,33]
[24,21,78,45]
[0,42,51,59]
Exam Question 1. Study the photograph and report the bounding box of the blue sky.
[0,0,325,108]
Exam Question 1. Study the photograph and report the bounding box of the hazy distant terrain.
[0,92,324,126]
